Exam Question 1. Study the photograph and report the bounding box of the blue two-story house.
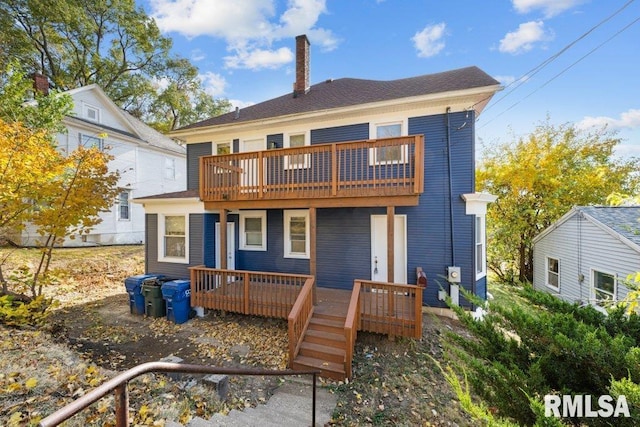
[136,35,500,379]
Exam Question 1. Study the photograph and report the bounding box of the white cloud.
[149,0,338,70]
[224,47,294,70]
[191,49,206,62]
[494,75,517,86]
[229,99,256,110]
[499,21,552,54]
[412,23,446,58]
[512,0,585,18]
[199,72,228,97]
[575,109,640,131]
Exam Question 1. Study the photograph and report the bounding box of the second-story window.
[118,191,130,220]
[286,133,309,169]
[216,142,231,155]
[374,123,404,164]
[80,133,104,150]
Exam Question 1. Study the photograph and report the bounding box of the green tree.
[477,121,640,282]
[0,0,230,131]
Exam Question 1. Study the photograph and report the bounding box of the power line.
[479,14,640,129]
[480,0,636,116]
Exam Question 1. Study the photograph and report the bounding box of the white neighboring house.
[533,206,640,308]
[21,84,186,246]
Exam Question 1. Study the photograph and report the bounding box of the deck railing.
[344,280,362,379]
[287,278,316,364]
[189,267,312,319]
[200,135,424,202]
[355,280,423,339]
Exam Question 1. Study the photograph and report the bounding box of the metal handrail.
[39,362,320,427]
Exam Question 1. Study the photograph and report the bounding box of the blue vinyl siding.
[203,213,217,268]
[233,139,239,153]
[187,142,212,190]
[406,111,476,307]
[311,123,369,144]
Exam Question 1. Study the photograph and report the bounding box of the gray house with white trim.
[533,206,640,308]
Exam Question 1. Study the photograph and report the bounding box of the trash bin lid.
[161,280,191,298]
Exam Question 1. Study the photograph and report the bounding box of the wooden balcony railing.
[354,280,423,339]
[189,266,313,319]
[199,135,424,204]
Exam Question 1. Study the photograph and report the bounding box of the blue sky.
[139,0,640,159]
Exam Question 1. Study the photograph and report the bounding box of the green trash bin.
[142,279,166,318]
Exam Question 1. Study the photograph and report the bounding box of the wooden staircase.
[291,310,348,381]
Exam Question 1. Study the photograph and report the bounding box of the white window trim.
[242,138,265,152]
[284,131,310,169]
[475,215,487,280]
[284,209,310,259]
[591,268,617,306]
[215,141,231,155]
[546,256,560,291]
[158,214,189,264]
[79,133,104,150]
[369,120,409,166]
[83,102,101,122]
[239,210,267,251]
[118,190,131,221]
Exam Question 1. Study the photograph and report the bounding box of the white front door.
[371,215,407,283]
[215,222,235,270]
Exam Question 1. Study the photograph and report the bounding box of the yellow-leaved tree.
[477,121,640,283]
[0,64,119,316]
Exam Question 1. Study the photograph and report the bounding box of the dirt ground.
[2,246,475,426]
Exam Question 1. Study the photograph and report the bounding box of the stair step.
[293,355,345,381]
[308,316,343,333]
[312,310,347,322]
[299,341,345,363]
[304,329,346,348]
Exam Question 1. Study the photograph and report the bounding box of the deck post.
[387,206,395,320]
[310,207,317,304]
[220,209,227,270]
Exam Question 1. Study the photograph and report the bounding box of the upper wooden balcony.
[199,135,425,209]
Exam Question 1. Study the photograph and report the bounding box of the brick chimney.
[32,73,49,96]
[293,35,310,97]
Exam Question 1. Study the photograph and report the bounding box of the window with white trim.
[371,122,407,165]
[80,133,104,150]
[118,190,130,220]
[83,104,100,122]
[546,257,559,291]
[593,270,616,306]
[475,216,487,278]
[285,133,309,169]
[216,142,231,155]
[284,210,309,258]
[159,214,188,263]
[240,211,266,251]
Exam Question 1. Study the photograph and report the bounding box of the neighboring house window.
[285,133,309,169]
[80,133,104,150]
[593,270,616,306]
[164,158,176,180]
[372,122,407,165]
[118,191,130,220]
[546,257,559,291]
[475,216,487,278]
[284,210,309,258]
[159,214,188,263]
[240,211,267,251]
[83,104,100,122]
[216,142,231,155]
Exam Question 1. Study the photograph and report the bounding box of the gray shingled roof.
[580,206,640,247]
[178,66,499,130]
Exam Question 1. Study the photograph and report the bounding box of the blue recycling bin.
[161,280,191,324]
[125,274,164,315]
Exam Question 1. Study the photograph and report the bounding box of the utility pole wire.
[479,14,640,130]
[471,0,636,121]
